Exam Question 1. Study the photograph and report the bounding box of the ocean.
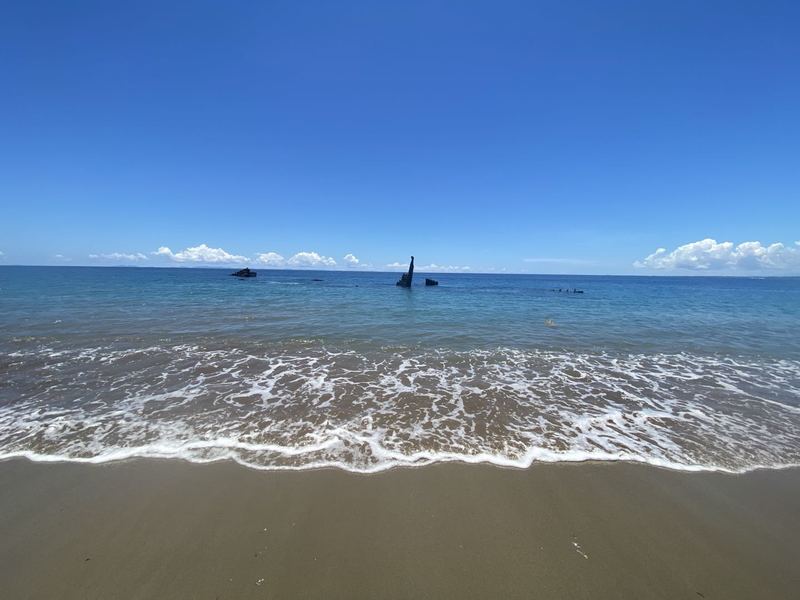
[1,266,799,473]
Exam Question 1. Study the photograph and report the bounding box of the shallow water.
[1,266,799,472]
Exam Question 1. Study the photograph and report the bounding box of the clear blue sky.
[1,1,799,273]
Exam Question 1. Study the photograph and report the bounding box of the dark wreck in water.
[231,268,257,278]
[396,256,414,287]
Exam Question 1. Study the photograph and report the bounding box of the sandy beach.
[1,459,798,599]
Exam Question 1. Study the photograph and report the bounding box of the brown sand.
[1,459,798,599]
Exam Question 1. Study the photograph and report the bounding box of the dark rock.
[396,256,414,287]
[231,268,256,278]
[425,278,439,286]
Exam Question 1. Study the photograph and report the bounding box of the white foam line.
[2,446,799,475]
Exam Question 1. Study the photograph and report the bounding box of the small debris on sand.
[571,535,589,559]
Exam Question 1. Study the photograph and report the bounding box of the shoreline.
[2,458,798,599]
[4,451,800,476]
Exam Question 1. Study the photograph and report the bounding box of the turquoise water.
[1,266,799,472]
[3,266,799,356]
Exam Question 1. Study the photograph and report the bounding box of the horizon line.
[1,264,798,278]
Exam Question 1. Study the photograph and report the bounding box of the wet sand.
[1,459,798,599]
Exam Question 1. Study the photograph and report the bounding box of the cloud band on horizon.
[635,238,800,271]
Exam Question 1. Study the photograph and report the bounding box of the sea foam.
[1,343,799,473]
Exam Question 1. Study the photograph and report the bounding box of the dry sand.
[1,459,798,599]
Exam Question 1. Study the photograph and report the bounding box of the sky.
[1,0,799,274]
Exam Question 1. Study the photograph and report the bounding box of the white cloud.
[256,252,286,267]
[287,251,337,268]
[343,253,360,266]
[419,263,471,272]
[54,254,71,261]
[386,261,470,272]
[89,252,148,261]
[635,238,800,271]
[154,244,247,264]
